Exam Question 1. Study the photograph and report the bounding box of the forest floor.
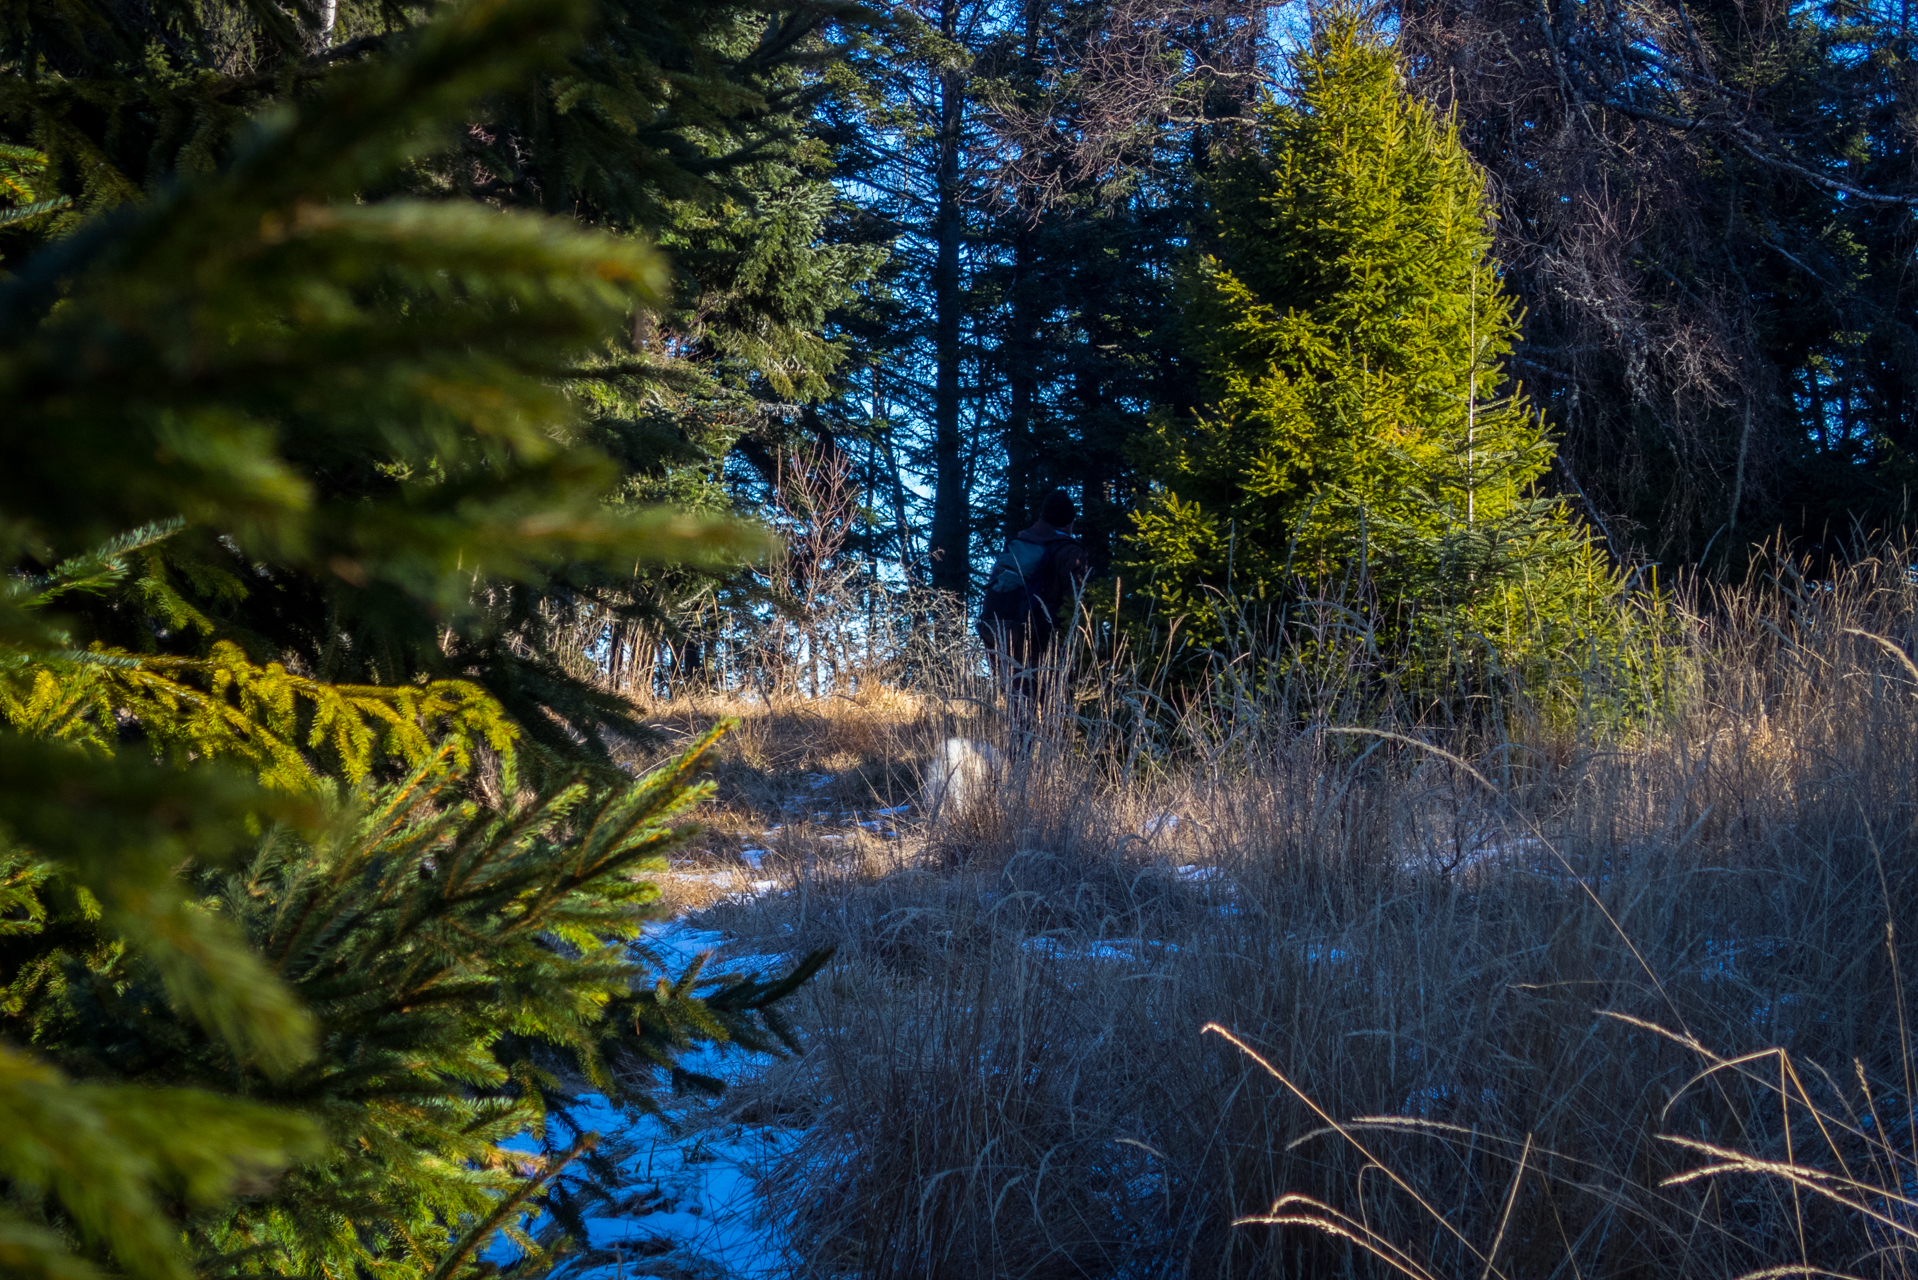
[544,574,1918,1280]
[495,692,950,1278]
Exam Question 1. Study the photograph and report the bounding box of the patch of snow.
[583,1109,800,1279]
[1021,936,1183,965]
[491,922,803,1278]
[1399,834,1581,878]
[1141,812,1185,837]
[738,848,767,870]
[638,920,729,973]
[494,1092,802,1279]
[923,738,1002,820]
[718,886,774,908]
[1169,863,1242,916]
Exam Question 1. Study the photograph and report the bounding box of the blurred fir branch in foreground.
[0,0,823,1275]
[0,0,885,758]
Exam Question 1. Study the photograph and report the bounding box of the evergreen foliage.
[0,0,772,580]
[4,524,516,792]
[0,0,875,233]
[0,0,877,752]
[552,144,889,686]
[0,144,67,232]
[0,0,821,1275]
[973,193,1195,574]
[5,726,823,1279]
[966,0,1256,571]
[1125,12,1624,685]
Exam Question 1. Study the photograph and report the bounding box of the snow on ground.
[490,803,1228,1276]
[548,1085,801,1280]
[1021,935,1184,964]
[490,917,802,1280]
[1140,811,1187,838]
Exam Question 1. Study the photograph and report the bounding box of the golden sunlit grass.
[619,686,957,913]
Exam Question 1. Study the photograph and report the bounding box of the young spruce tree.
[1126,12,1622,691]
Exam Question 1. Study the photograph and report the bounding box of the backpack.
[976,533,1075,660]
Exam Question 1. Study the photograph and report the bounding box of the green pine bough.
[1,524,823,1279]
[4,522,517,792]
[0,0,878,759]
[198,723,821,1278]
[2,711,828,1280]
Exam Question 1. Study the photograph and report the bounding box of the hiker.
[976,488,1091,679]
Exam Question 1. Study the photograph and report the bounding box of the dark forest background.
[11,0,1909,717]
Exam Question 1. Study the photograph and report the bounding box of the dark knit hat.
[1040,488,1076,527]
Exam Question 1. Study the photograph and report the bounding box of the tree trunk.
[1075,364,1110,567]
[1002,2,1044,542]
[1005,213,1036,540]
[928,0,970,598]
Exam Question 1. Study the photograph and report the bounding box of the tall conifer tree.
[1394,0,1918,565]
[1127,10,1618,678]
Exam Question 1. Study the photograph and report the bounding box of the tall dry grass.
[644,545,1918,1280]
